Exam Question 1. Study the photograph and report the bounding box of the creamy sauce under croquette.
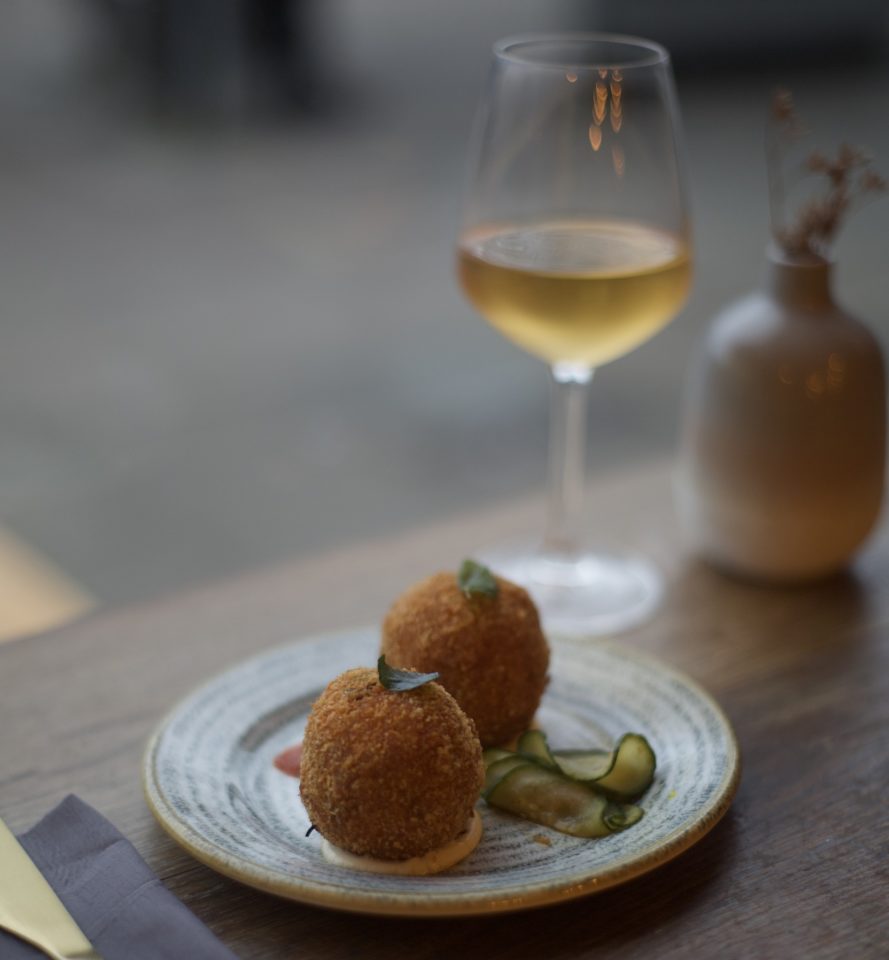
[320,810,482,875]
[299,667,484,863]
[381,571,550,747]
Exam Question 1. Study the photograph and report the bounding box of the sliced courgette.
[603,801,644,832]
[516,729,558,769]
[485,763,613,838]
[481,730,654,838]
[594,733,656,799]
[483,755,531,797]
[551,748,611,781]
[553,733,656,800]
[482,747,513,770]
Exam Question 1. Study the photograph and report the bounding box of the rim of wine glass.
[493,32,670,71]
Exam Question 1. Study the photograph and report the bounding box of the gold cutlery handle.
[0,918,102,959]
[0,816,103,960]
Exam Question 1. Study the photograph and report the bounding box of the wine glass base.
[477,542,662,637]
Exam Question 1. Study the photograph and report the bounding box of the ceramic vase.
[676,246,886,581]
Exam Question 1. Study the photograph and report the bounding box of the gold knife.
[0,814,102,960]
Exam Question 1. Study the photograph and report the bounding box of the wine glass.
[456,34,691,635]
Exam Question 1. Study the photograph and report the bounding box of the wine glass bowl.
[457,34,691,635]
[458,219,690,370]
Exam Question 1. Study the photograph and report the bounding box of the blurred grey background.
[1,0,888,623]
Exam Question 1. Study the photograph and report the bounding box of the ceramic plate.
[143,628,739,916]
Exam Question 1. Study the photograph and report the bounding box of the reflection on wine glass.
[457,34,691,635]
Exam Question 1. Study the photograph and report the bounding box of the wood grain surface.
[1,460,888,959]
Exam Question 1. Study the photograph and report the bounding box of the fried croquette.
[299,667,484,861]
[381,571,550,747]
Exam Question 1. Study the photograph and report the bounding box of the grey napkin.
[2,795,240,960]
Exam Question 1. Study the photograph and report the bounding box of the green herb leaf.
[458,559,499,598]
[377,655,439,692]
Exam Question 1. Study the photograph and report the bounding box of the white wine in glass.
[457,35,691,634]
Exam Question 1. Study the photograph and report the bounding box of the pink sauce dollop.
[273,742,303,778]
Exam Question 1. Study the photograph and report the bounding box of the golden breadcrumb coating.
[381,572,550,747]
[299,667,483,861]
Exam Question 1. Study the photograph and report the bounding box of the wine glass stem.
[543,363,594,560]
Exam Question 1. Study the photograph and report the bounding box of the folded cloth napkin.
[2,795,240,960]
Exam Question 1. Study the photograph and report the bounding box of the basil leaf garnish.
[377,655,439,692]
[457,559,498,598]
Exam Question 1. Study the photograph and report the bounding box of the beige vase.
[676,247,886,582]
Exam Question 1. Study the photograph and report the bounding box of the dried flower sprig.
[766,89,885,259]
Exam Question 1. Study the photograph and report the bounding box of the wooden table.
[2,460,888,959]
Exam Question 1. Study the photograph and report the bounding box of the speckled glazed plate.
[143,627,739,916]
